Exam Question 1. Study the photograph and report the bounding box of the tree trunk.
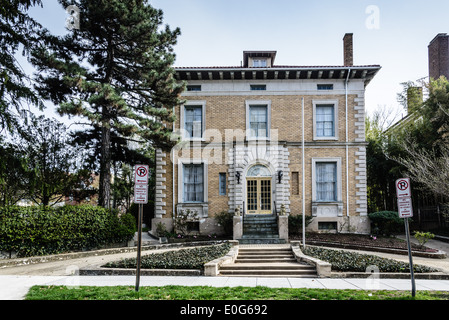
[99,122,111,208]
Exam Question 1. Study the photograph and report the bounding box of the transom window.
[247,165,271,177]
[250,84,266,91]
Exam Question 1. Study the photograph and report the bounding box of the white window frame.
[246,100,271,141]
[180,101,206,141]
[313,99,339,140]
[178,158,208,204]
[311,158,342,203]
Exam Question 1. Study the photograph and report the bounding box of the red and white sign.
[398,196,413,218]
[134,165,149,185]
[396,178,411,198]
[134,183,148,204]
[396,178,413,218]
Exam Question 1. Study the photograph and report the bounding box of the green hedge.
[368,211,406,236]
[0,205,136,257]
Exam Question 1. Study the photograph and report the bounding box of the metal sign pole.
[404,217,416,297]
[135,203,143,292]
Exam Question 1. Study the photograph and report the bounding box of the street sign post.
[395,177,416,297]
[133,165,149,292]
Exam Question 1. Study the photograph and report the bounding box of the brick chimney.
[428,33,449,80]
[343,33,353,66]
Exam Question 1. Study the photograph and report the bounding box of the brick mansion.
[151,33,381,242]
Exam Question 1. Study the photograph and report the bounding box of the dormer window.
[252,59,267,67]
[243,51,276,68]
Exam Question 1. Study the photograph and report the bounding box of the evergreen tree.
[31,0,184,207]
[0,0,44,133]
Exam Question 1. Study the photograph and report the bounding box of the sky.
[25,0,449,125]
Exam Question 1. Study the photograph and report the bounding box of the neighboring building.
[151,33,381,241]
[389,33,448,132]
[429,33,449,81]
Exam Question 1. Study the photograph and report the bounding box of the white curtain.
[250,106,267,137]
[316,162,336,201]
[316,105,334,137]
[184,164,203,202]
[185,106,202,138]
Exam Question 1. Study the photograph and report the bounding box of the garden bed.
[302,246,439,273]
[291,233,437,252]
[102,242,232,271]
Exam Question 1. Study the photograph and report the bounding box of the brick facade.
[151,45,380,237]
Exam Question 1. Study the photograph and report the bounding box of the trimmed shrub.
[368,211,405,236]
[0,205,136,257]
[215,211,233,236]
[288,215,313,236]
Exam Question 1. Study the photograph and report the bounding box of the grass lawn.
[25,285,449,300]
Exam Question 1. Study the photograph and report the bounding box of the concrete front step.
[236,258,298,263]
[221,263,314,271]
[218,245,318,277]
[238,238,287,244]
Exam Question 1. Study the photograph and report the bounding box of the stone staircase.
[219,245,317,277]
[238,215,286,244]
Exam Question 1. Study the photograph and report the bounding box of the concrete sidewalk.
[3,274,449,300]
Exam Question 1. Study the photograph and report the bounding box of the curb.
[329,272,449,280]
[79,266,202,276]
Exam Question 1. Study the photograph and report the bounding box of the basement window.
[187,221,200,232]
[318,221,337,231]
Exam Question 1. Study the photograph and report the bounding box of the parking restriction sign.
[134,183,148,204]
[396,178,411,198]
[397,196,413,218]
[134,165,149,184]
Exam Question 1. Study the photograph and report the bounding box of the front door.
[247,177,272,214]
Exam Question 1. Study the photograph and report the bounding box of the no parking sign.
[134,165,149,185]
[395,178,413,218]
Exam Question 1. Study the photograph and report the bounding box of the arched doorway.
[246,164,272,214]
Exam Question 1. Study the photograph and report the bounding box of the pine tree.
[31,0,184,207]
[0,0,44,133]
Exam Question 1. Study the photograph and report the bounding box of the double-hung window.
[316,105,335,137]
[246,101,271,140]
[316,162,337,201]
[183,164,204,202]
[249,105,267,138]
[184,106,203,139]
[313,100,338,140]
